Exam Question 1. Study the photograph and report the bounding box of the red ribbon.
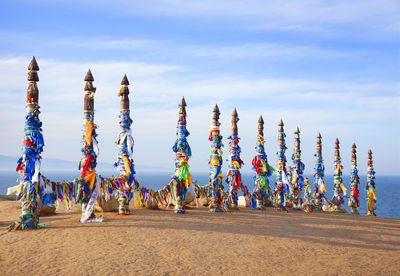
[81,154,93,177]
[24,139,35,147]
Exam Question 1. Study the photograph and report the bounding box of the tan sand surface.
[0,199,399,275]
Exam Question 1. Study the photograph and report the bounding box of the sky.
[0,0,399,176]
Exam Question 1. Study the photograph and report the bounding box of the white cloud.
[74,0,400,36]
[188,43,354,59]
[0,56,398,175]
[12,0,399,38]
[53,38,159,51]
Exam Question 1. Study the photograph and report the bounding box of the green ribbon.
[179,163,189,181]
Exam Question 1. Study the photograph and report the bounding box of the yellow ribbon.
[292,171,298,184]
[210,158,220,166]
[340,183,347,196]
[335,163,342,175]
[84,120,93,146]
[84,171,96,191]
[368,189,376,211]
[123,156,131,175]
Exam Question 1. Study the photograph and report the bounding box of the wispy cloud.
[74,0,400,37]
[54,38,159,51]
[11,0,399,38]
[188,43,355,59]
[0,56,398,175]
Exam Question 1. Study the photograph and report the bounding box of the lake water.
[1,170,398,219]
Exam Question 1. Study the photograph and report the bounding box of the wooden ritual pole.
[208,104,224,212]
[366,149,376,216]
[9,57,45,231]
[226,108,244,209]
[115,74,135,215]
[348,143,360,214]
[274,119,288,210]
[290,127,305,209]
[331,138,346,212]
[313,133,325,210]
[76,70,102,223]
[252,116,272,210]
[171,97,192,213]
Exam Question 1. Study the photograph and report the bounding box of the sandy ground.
[0,198,399,276]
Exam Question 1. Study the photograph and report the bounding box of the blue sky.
[0,0,399,176]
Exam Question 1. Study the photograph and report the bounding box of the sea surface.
[1,170,399,219]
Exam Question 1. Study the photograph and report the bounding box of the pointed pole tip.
[84,69,94,81]
[28,56,39,71]
[179,96,187,107]
[232,108,238,116]
[121,74,129,85]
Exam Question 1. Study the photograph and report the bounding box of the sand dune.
[1,199,399,275]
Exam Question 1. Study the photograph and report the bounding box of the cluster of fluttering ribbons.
[366,150,376,216]
[331,138,346,211]
[313,133,326,210]
[289,127,305,209]
[348,143,360,214]
[302,178,313,212]
[274,119,288,210]
[250,116,273,210]
[114,75,135,215]
[226,109,246,209]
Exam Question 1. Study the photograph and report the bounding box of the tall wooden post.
[366,149,376,216]
[76,70,102,223]
[313,133,325,210]
[226,108,244,209]
[252,116,272,210]
[331,138,346,212]
[348,143,360,214]
[171,97,192,214]
[290,127,305,209]
[9,57,45,231]
[274,119,287,210]
[208,104,224,212]
[115,74,135,215]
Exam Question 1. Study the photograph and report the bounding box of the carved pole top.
[179,96,187,107]
[84,69,94,82]
[316,133,322,154]
[334,138,340,158]
[84,69,95,92]
[27,56,39,106]
[278,119,284,132]
[121,74,129,85]
[212,104,220,121]
[231,108,238,134]
[258,115,264,136]
[352,143,357,163]
[119,74,130,111]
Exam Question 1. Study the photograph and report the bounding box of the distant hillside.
[0,155,170,173]
[0,154,114,172]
